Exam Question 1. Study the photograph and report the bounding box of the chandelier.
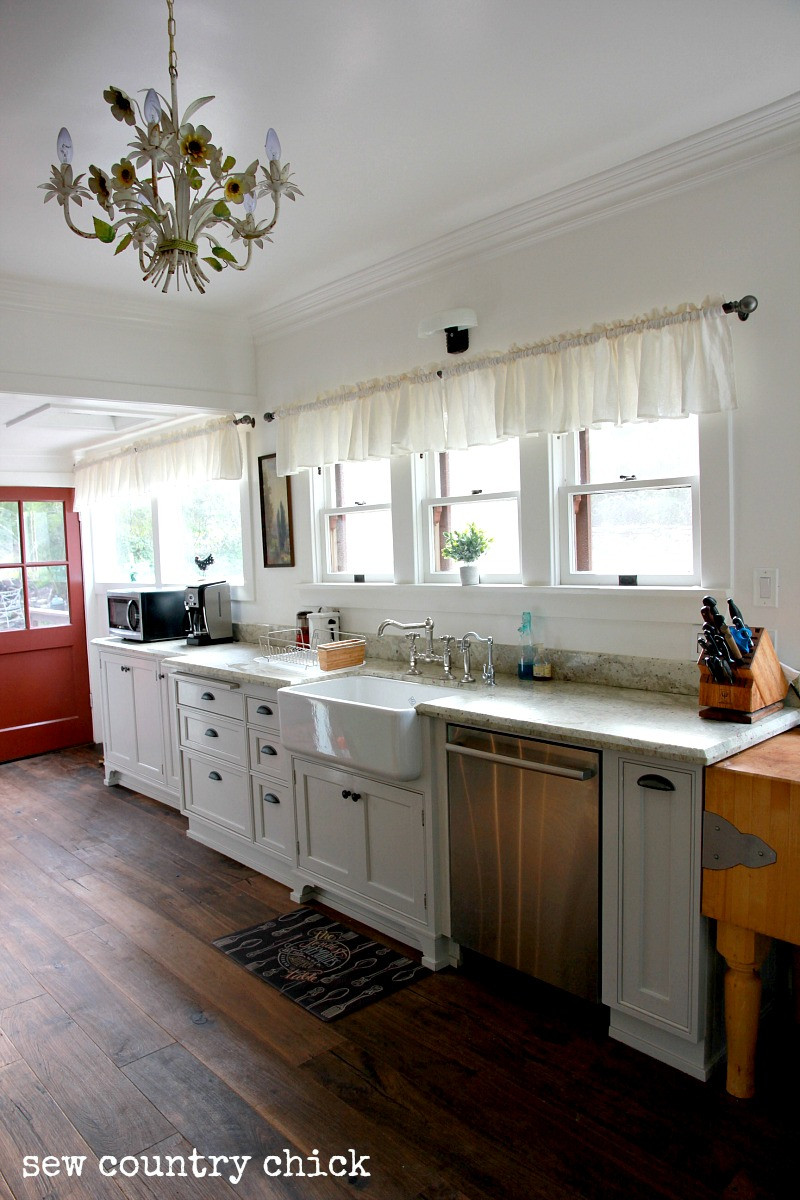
[40,0,302,294]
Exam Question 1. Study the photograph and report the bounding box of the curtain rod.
[261,294,757,423]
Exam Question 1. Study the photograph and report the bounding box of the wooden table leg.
[716,922,770,1099]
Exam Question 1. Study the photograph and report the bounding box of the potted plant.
[441,522,493,585]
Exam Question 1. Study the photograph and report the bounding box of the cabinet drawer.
[246,693,280,730]
[179,708,246,766]
[182,752,250,838]
[252,776,296,862]
[248,728,290,780]
[176,678,244,721]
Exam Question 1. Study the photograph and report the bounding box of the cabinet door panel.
[248,729,290,780]
[132,661,166,781]
[182,752,250,837]
[101,655,137,768]
[252,776,296,862]
[176,678,244,721]
[362,784,426,919]
[616,759,699,1033]
[246,693,280,730]
[179,708,246,766]
[295,762,362,887]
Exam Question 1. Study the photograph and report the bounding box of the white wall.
[247,149,800,666]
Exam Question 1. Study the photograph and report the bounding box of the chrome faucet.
[459,631,496,686]
[377,617,455,678]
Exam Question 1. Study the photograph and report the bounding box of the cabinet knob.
[256,704,274,715]
[636,773,675,791]
[263,793,280,805]
[208,771,222,781]
[260,744,278,756]
[201,691,215,701]
[342,789,362,801]
[120,665,131,673]
[204,728,219,738]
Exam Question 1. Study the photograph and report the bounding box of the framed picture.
[258,454,295,567]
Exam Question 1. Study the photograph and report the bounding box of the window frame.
[88,470,253,601]
[558,474,701,586]
[307,413,732,593]
[315,461,394,583]
[417,446,522,585]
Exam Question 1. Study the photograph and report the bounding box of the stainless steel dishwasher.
[447,724,600,1001]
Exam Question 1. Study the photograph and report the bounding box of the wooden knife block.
[698,627,788,722]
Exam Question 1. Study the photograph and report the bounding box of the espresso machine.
[184,580,233,646]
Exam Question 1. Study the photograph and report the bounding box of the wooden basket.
[698,627,788,722]
[316,637,366,672]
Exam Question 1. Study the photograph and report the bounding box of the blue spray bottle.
[518,611,534,680]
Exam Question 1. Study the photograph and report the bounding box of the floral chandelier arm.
[39,0,301,294]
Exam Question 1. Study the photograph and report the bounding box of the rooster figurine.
[194,553,214,574]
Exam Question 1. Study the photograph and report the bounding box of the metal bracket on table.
[702,811,777,870]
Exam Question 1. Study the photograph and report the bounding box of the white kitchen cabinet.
[293,757,427,923]
[602,751,720,1080]
[248,692,295,867]
[177,673,297,885]
[98,645,180,808]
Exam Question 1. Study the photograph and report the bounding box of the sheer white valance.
[275,298,737,475]
[73,415,243,512]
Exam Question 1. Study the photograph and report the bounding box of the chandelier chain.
[167,0,178,80]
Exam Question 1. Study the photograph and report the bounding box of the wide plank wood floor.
[0,746,798,1199]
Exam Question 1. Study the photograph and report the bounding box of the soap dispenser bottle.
[518,611,534,680]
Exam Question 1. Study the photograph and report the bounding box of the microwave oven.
[107,587,187,642]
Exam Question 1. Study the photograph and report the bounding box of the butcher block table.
[703,729,800,1097]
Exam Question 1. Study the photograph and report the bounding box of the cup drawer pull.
[208,771,222,781]
[263,793,280,805]
[256,704,274,715]
[201,691,215,700]
[637,773,675,791]
[204,728,219,738]
[260,744,278,755]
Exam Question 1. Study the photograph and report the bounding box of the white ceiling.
[2,0,800,465]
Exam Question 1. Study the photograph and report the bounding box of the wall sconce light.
[418,308,478,354]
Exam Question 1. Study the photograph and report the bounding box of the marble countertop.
[93,636,800,766]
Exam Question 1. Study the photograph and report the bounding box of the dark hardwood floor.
[0,747,798,1200]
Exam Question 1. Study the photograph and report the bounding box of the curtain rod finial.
[723,294,758,320]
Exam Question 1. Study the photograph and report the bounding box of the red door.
[0,488,93,762]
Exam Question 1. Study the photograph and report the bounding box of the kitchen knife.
[701,599,742,661]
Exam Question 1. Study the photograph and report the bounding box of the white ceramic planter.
[459,564,480,585]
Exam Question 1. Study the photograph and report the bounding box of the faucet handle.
[440,635,457,680]
[404,632,422,676]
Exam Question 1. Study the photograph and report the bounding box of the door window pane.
[23,501,66,562]
[27,565,70,627]
[327,510,394,575]
[571,485,694,575]
[0,568,24,631]
[0,502,21,562]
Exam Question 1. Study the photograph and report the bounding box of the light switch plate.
[753,567,779,608]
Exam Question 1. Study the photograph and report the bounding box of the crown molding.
[0,275,245,341]
[250,92,800,343]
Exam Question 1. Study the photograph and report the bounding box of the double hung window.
[420,441,521,582]
[558,418,700,585]
[317,460,394,580]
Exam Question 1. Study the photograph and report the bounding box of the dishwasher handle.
[446,741,596,781]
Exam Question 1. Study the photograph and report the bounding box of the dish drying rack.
[257,628,366,672]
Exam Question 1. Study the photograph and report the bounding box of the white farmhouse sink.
[278,675,450,782]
